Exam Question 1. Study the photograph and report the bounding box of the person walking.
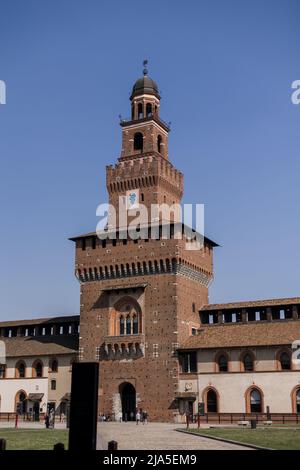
[136,410,141,425]
[45,413,50,429]
[143,410,148,424]
[49,409,55,428]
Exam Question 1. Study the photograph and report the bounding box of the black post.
[250,419,257,429]
[0,439,6,450]
[68,362,99,451]
[53,442,65,451]
[108,440,118,450]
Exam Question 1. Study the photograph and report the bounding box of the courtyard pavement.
[0,420,251,449]
[97,422,251,450]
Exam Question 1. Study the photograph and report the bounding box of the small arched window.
[33,361,43,378]
[50,359,58,373]
[146,103,152,117]
[280,352,291,370]
[120,316,125,335]
[134,132,143,151]
[16,361,26,378]
[250,389,262,412]
[126,315,132,335]
[218,355,228,372]
[243,353,254,371]
[157,135,162,153]
[137,103,143,119]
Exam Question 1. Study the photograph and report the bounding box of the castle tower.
[71,63,217,422]
[107,61,183,228]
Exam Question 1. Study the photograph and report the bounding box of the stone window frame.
[110,296,142,337]
[202,386,219,413]
[245,385,264,413]
[240,350,256,372]
[214,351,230,373]
[49,357,58,373]
[32,359,44,378]
[275,347,293,371]
[15,360,26,379]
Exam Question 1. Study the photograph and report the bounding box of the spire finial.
[143,59,148,76]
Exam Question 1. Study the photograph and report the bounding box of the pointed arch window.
[32,360,43,378]
[243,353,254,371]
[50,359,58,373]
[250,389,262,412]
[279,352,291,370]
[218,355,228,372]
[16,361,26,378]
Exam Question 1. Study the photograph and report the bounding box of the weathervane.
[143,59,148,76]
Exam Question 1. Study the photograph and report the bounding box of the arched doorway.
[15,390,27,415]
[207,389,218,412]
[245,386,264,413]
[250,389,262,412]
[203,387,219,413]
[119,383,136,421]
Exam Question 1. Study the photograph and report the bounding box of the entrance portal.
[120,382,136,421]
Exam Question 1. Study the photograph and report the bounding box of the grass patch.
[0,429,68,450]
[186,428,300,450]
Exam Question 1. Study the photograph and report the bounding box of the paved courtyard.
[97,422,251,450]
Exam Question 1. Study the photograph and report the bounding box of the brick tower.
[71,63,217,422]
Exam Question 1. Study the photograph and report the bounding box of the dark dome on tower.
[130,61,160,100]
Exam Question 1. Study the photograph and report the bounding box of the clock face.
[126,189,139,210]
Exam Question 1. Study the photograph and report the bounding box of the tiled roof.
[0,315,79,328]
[200,297,300,311]
[2,335,79,357]
[180,320,300,349]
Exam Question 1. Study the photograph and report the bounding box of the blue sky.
[0,0,299,320]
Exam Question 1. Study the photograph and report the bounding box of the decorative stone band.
[75,260,212,287]
[100,341,145,360]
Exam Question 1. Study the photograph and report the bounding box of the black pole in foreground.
[68,362,99,451]
[0,439,6,451]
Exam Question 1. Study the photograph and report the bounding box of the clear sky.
[0,0,299,320]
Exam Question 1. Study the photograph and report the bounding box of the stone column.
[292,305,298,320]
[241,309,247,323]
[266,307,272,322]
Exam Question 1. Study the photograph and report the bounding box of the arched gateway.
[119,382,136,421]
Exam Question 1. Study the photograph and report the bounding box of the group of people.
[99,413,111,422]
[135,408,148,425]
[101,409,149,424]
